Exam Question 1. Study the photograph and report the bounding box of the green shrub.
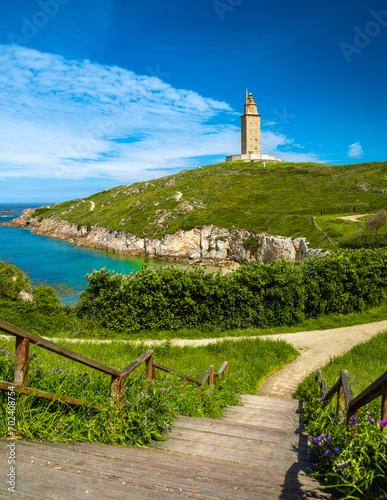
[0,262,32,301]
[341,234,387,249]
[77,248,387,333]
[33,286,61,315]
[243,236,259,253]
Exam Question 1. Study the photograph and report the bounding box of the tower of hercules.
[226,90,281,163]
[241,90,261,155]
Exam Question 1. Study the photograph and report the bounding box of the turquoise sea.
[0,203,167,305]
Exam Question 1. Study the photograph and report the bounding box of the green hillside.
[33,161,387,249]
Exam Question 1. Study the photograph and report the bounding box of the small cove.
[0,203,173,305]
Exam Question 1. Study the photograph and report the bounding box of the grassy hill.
[33,160,387,249]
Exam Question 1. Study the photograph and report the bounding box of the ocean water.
[0,203,167,305]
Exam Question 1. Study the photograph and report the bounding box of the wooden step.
[241,395,301,407]
[0,439,332,500]
[173,416,305,446]
[167,427,314,459]
[0,392,335,500]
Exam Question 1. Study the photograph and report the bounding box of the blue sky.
[0,0,386,202]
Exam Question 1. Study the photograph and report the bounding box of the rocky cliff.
[3,209,309,265]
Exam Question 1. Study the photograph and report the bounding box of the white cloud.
[347,141,363,159]
[0,45,322,182]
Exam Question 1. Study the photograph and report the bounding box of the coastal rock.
[19,290,34,302]
[2,212,310,264]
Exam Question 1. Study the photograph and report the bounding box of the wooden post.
[321,378,327,399]
[111,375,124,403]
[14,337,29,386]
[145,354,154,381]
[381,382,387,432]
[337,382,344,419]
[209,368,215,389]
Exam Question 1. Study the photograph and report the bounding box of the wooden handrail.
[0,380,103,409]
[153,361,201,385]
[348,371,387,415]
[316,368,387,428]
[0,318,120,377]
[0,319,228,408]
[201,365,215,389]
[120,350,154,378]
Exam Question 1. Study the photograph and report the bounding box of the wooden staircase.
[0,395,334,499]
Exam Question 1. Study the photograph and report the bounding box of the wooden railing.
[316,368,387,428]
[0,318,228,407]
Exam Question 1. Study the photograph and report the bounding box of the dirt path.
[3,319,386,400]
[337,214,370,221]
[258,320,387,398]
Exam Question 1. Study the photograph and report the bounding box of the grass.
[0,336,297,445]
[2,297,387,341]
[296,331,387,499]
[29,160,387,249]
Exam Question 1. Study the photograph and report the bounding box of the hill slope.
[32,160,387,249]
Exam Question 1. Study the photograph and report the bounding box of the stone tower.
[241,90,261,155]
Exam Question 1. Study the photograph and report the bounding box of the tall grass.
[296,331,387,499]
[0,337,297,446]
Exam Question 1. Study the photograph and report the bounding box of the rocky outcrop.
[3,209,309,264]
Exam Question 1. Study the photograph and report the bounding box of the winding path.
[30,319,387,398]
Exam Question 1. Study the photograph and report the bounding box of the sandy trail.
[257,320,387,398]
[337,214,370,221]
[3,319,386,399]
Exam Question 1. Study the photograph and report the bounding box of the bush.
[0,262,32,301]
[77,248,387,333]
[33,286,61,315]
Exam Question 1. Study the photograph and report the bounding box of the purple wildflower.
[324,449,332,458]
[351,415,358,426]
[7,352,12,357]
[368,417,375,424]
[0,349,5,353]
[366,411,370,415]
[339,461,350,471]
[378,420,387,428]
[33,369,37,373]
[326,435,332,443]
[334,447,341,454]
[125,400,129,404]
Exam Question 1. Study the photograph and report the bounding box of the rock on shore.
[3,209,309,264]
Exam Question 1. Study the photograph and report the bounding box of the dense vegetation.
[77,248,387,333]
[30,161,387,249]
[296,331,387,499]
[0,337,297,445]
